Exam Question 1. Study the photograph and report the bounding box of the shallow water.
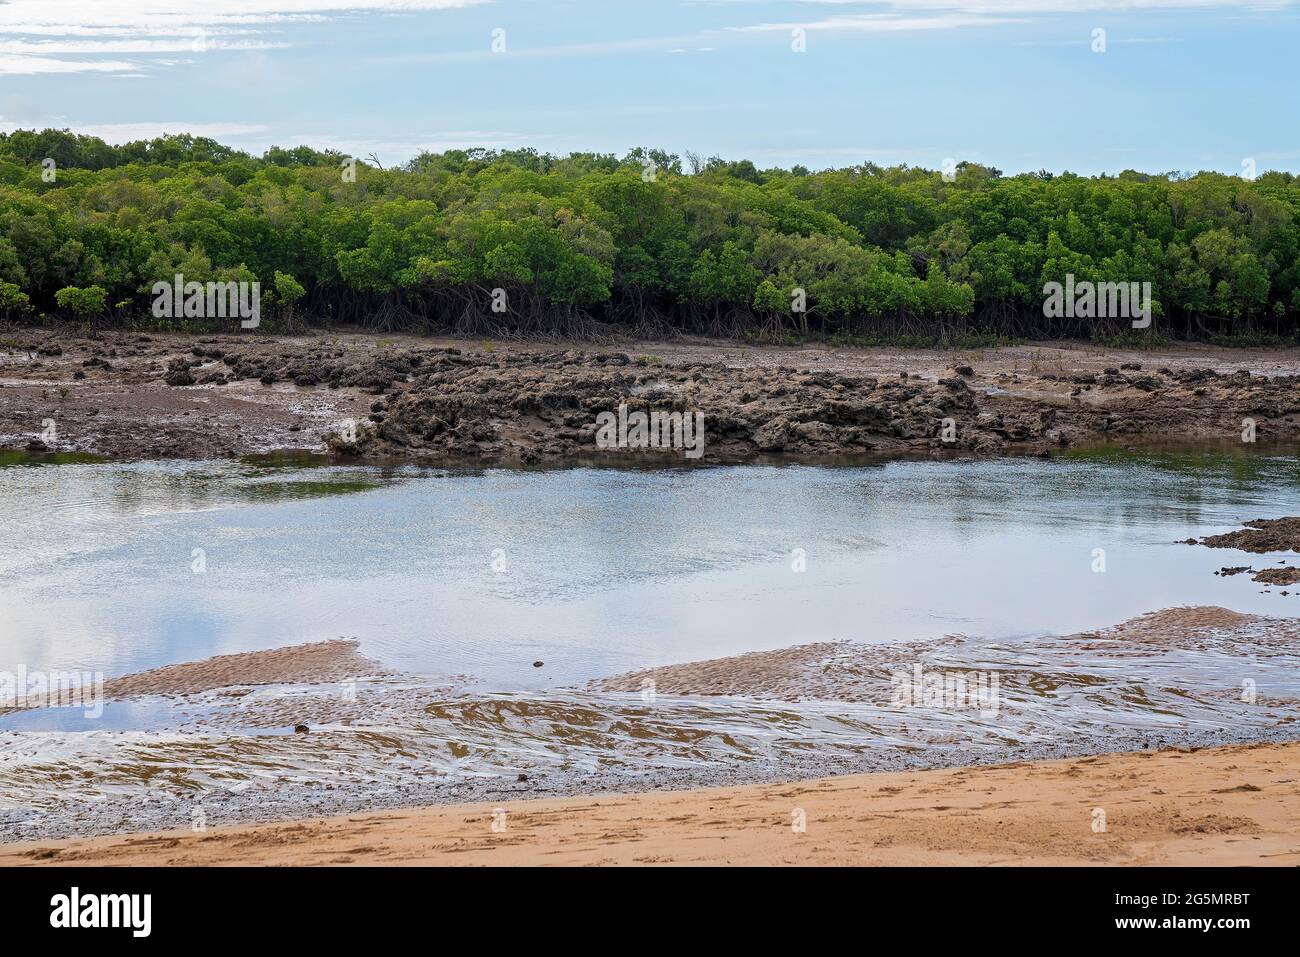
[2,448,1300,693]
[3,447,1300,837]
[5,613,1300,838]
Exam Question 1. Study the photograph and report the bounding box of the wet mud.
[4,329,1300,463]
[3,606,1299,843]
[1196,516,1300,554]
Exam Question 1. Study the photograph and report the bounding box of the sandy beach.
[5,741,1296,866]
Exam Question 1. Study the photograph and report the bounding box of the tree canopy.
[2,128,1298,342]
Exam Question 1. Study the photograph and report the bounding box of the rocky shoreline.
[3,329,1300,463]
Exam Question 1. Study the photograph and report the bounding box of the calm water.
[5,448,1300,836]
[2,448,1298,689]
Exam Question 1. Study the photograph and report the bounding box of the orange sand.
[6,740,1297,867]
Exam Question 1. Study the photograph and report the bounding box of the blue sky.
[1,1,1298,175]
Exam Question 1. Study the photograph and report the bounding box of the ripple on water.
[2,608,1299,835]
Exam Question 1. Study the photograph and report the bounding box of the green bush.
[273,271,305,307]
[54,285,107,320]
[0,281,31,319]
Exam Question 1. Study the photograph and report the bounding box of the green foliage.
[273,271,305,305]
[0,129,1297,340]
[53,285,107,319]
[0,280,31,319]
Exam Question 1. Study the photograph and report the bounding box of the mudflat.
[5,605,1299,846]
[5,741,1296,867]
[4,330,1300,462]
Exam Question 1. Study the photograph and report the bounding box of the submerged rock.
[1198,518,1300,554]
[1253,567,1300,586]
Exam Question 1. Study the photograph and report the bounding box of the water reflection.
[0,450,1297,689]
[3,611,1298,831]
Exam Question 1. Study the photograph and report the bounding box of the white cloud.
[0,1,482,75]
[732,13,1023,32]
[0,39,286,55]
[2,0,1293,78]
[70,121,274,142]
[0,54,137,74]
[0,115,282,139]
[723,0,1292,38]
[731,0,1290,8]
[0,0,480,31]
[270,130,525,160]
[0,122,524,159]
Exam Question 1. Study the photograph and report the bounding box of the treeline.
[2,128,1299,343]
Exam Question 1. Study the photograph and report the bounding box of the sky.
[0,0,1297,175]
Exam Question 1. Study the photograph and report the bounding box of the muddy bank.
[594,606,1275,699]
[1196,516,1300,554]
[4,605,1300,843]
[1195,517,1300,590]
[337,351,1300,464]
[1216,564,1300,587]
[4,329,1300,462]
[5,740,1297,866]
[1252,567,1300,586]
[99,640,385,698]
[0,640,384,718]
[0,330,372,458]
